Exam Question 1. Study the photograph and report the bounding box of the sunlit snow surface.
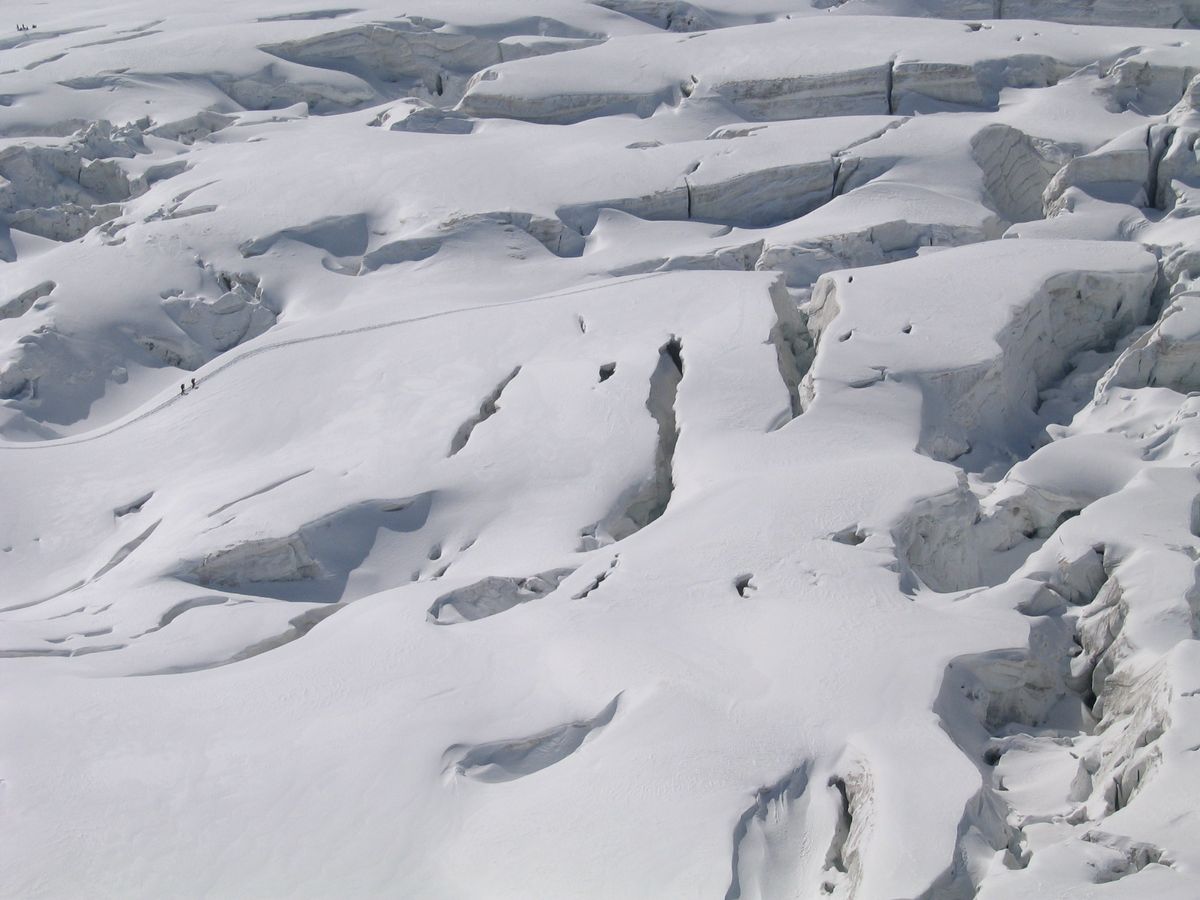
[3,0,1200,896]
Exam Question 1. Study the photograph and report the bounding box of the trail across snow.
[0,271,672,449]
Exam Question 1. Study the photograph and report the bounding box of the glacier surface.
[2,0,1200,897]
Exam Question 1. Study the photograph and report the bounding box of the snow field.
[2,1,1200,897]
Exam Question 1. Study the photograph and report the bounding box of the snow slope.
[2,1,1200,897]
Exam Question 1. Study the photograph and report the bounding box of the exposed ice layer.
[1153,126,1200,211]
[767,277,812,424]
[930,464,1200,898]
[553,119,902,231]
[582,335,682,548]
[971,123,1059,224]
[1043,126,1156,210]
[714,62,893,121]
[692,165,831,227]
[1100,294,1200,394]
[214,68,379,114]
[803,240,1157,466]
[725,764,813,900]
[1001,0,1193,27]
[447,365,521,455]
[427,568,574,623]
[444,694,619,782]
[0,119,150,240]
[723,758,872,900]
[0,280,54,320]
[839,0,1197,27]
[830,0,1195,25]
[1144,81,1200,211]
[147,110,235,144]
[162,272,278,358]
[892,54,1074,113]
[458,17,1199,125]
[0,262,279,434]
[184,495,433,602]
[239,214,371,259]
[188,533,321,588]
[369,97,475,133]
[262,21,503,100]
[356,211,587,270]
[261,13,609,99]
[591,0,718,32]
[759,215,996,288]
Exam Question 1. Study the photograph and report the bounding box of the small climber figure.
[180,384,186,395]
[191,377,197,389]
